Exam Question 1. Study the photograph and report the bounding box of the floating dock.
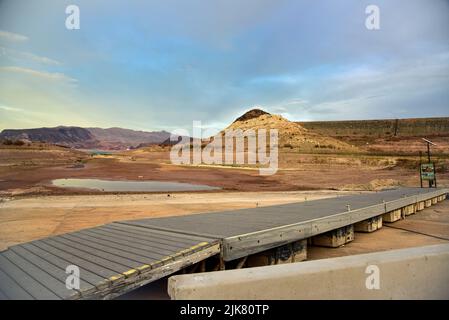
[0,187,447,300]
[0,223,220,299]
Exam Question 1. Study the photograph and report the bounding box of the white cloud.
[263,99,310,118]
[0,105,24,112]
[0,66,77,83]
[281,51,449,120]
[22,52,61,65]
[270,99,308,110]
[0,30,28,42]
[0,46,61,65]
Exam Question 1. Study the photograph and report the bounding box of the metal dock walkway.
[0,222,220,299]
[124,188,449,260]
[0,187,447,299]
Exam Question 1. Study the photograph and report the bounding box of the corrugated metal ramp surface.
[124,188,442,237]
[0,222,220,300]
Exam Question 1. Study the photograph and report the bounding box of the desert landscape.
[2,0,449,305]
[1,109,448,253]
[1,0,449,302]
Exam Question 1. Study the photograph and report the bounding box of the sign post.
[420,163,435,187]
[419,151,423,188]
[420,138,437,188]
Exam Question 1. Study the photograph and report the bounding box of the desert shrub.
[2,139,13,145]
[395,158,419,169]
[314,144,336,149]
[2,139,26,146]
[435,160,449,173]
[13,140,25,146]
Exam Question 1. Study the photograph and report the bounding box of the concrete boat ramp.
[0,187,447,300]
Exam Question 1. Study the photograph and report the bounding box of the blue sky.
[0,0,448,133]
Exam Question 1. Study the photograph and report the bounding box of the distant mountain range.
[86,127,171,149]
[0,126,171,150]
[2,112,448,152]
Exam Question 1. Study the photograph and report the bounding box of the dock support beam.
[402,204,416,217]
[312,225,354,248]
[383,209,402,223]
[246,240,307,267]
[416,201,425,211]
[354,216,383,233]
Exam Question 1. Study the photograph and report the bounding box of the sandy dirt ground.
[1,148,448,196]
[0,190,358,251]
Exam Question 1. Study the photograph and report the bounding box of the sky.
[0,0,448,134]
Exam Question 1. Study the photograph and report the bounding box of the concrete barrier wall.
[168,244,449,300]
